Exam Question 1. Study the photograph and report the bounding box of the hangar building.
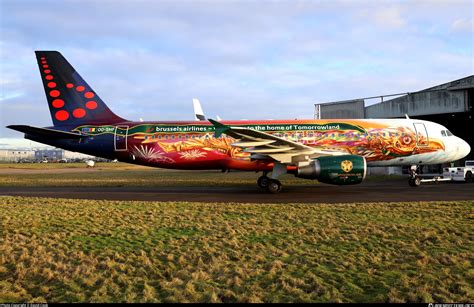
[314,75,473,168]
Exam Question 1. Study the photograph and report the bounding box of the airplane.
[7,51,471,193]
[192,98,221,121]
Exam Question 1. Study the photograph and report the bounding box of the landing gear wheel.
[465,171,473,183]
[266,179,282,194]
[408,177,421,187]
[257,176,270,189]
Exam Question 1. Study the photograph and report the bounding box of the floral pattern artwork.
[131,145,175,164]
[178,149,208,160]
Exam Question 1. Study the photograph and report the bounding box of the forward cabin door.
[413,123,429,146]
[114,126,129,151]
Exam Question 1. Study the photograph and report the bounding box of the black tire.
[266,179,282,194]
[257,176,270,189]
[465,171,473,183]
[409,177,421,187]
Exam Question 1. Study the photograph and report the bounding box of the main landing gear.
[257,173,282,194]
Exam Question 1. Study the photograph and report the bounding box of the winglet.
[208,119,229,138]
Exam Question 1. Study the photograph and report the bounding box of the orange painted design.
[73,108,86,118]
[47,82,56,88]
[55,110,69,121]
[43,65,49,68]
[76,86,85,92]
[85,101,98,110]
[44,69,51,74]
[45,75,54,80]
[66,83,74,88]
[52,99,65,108]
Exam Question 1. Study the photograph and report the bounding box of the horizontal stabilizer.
[7,125,84,139]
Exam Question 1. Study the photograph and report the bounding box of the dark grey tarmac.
[1,179,473,203]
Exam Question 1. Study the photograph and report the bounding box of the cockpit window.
[441,130,453,137]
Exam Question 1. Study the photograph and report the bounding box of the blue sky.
[0,0,473,145]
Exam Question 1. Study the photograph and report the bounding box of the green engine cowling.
[296,155,367,185]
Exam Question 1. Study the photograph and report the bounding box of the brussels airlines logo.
[341,160,353,173]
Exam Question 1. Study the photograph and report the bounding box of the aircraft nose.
[453,137,471,161]
[460,138,471,159]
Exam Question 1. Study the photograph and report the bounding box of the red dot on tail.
[66,83,74,88]
[45,75,53,80]
[43,65,49,68]
[76,86,85,92]
[49,90,60,97]
[55,110,69,121]
[85,101,98,110]
[73,108,86,118]
[44,69,51,74]
[40,57,46,60]
[84,92,95,99]
[47,82,56,88]
[52,99,65,108]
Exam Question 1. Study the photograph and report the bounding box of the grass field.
[0,162,137,169]
[0,162,403,187]
[1,196,472,303]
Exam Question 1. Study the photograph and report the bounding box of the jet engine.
[295,155,366,185]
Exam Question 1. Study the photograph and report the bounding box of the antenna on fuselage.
[405,114,410,119]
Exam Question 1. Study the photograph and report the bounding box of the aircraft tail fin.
[35,51,127,127]
[192,98,206,121]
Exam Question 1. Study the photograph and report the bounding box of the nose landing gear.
[408,165,421,187]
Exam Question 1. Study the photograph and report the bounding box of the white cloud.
[0,0,472,139]
[451,18,473,32]
[357,6,406,29]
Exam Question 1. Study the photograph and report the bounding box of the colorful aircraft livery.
[7,51,471,193]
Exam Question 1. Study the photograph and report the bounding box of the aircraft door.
[413,123,429,146]
[114,126,129,151]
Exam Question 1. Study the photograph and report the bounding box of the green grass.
[0,196,472,303]
[0,162,137,169]
[0,162,404,187]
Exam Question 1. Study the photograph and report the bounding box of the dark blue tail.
[35,51,126,127]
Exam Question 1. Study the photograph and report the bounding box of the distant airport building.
[315,75,473,171]
[0,147,98,163]
[35,149,64,161]
[0,149,35,162]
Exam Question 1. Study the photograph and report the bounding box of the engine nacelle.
[296,155,367,185]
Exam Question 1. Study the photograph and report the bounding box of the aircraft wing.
[208,119,346,163]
